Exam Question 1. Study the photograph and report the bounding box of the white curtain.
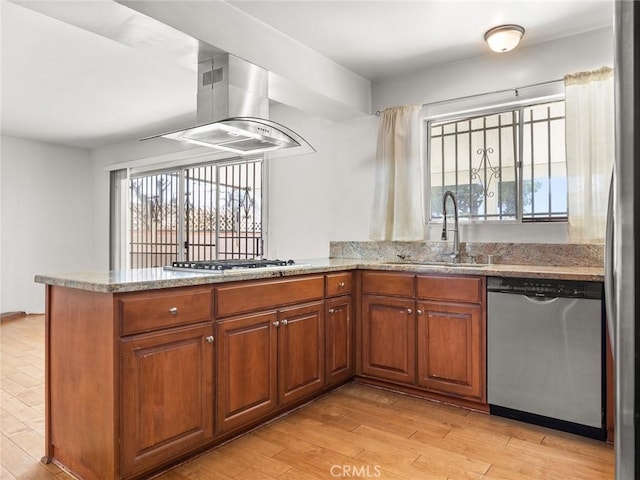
[109,169,129,270]
[370,105,424,240]
[565,67,614,243]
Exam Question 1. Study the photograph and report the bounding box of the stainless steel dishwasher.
[487,276,605,439]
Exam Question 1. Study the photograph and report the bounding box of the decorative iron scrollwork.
[471,148,501,198]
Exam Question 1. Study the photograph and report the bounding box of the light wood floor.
[1,315,614,480]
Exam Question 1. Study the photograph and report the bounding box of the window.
[427,100,567,222]
[129,159,262,268]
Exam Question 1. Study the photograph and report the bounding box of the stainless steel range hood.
[146,54,314,156]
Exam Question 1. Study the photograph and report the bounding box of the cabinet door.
[417,301,484,401]
[325,296,354,386]
[120,323,215,477]
[278,301,325,405]
[216,311,278,434]
[362,295,416,384]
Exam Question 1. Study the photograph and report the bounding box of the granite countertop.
[35,258,604,293]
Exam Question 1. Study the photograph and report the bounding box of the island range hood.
[146,54,314,156]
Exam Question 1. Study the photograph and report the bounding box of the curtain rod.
[374,78,564,116]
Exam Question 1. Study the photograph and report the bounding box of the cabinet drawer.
[325,272,353,297]
[215,276,324,317]
[416,275,482,303]
[119,287,213,335]
[362,271,415,297]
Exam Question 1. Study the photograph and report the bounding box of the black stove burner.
[170,259,295,271]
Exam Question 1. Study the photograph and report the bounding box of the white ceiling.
[228,0,613,81]
[0,0,613,149]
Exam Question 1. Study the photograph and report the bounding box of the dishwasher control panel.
[486,276,603,299]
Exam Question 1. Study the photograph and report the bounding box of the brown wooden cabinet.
[361,295,416,384]
[45,285,218,480]
[360,272,416,385]
[216,276,325,433]
[358,271,486,406]
[119,288,212,335]
[325,296,353,386]
[44,268,489,480]
[325,272,353,297]
[215,311,278,434]
[278,302,325,404]
[325,272,354,387]
[215,285,325,435]
[120,323,215,478]
[416,301,483,400]
[416,275,486,403]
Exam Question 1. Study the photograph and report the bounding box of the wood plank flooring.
[1,315,614,479]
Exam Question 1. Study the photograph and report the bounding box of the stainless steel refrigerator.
[608,1,639,478]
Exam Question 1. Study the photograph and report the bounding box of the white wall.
[373,27,614,111]
[265,106,377,259]
[1,136,94,313]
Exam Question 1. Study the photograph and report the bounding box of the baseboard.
[0,311,27,322]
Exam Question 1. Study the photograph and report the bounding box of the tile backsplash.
[330,241,604,268]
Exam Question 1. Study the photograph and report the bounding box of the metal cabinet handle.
[282,319,288,326]
[169,307,178,315]
[417,309,423,316]
[273,320,280,327]
[338,282,346,288]
[206,336,214,343]
[328,308,335,314]
[407,308,413,314]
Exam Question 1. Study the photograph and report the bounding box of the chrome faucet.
[441,190,459,262]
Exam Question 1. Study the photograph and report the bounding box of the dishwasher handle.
[523,295,561,304]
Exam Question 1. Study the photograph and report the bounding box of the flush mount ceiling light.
[484,24,525,53]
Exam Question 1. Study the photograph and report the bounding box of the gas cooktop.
[164,259,302,273]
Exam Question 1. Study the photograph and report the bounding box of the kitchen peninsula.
[36,243,607,480]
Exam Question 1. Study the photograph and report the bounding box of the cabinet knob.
[273,320,280,328]
[338,282,346,288]
[417,309,423,316]
[406,308,413,314]
[206,336,214,343]
[328,308,335,314]
[282,319,288,326]
[169,307,178,315]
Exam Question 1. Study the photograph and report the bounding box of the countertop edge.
[34,260,605,293]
